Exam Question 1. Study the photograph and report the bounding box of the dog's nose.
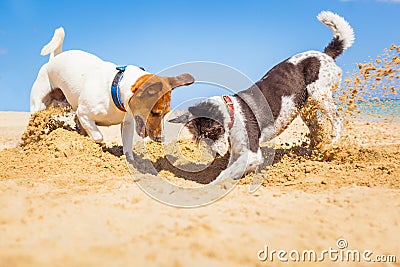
[153,136,164,142]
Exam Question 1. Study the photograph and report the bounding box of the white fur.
[211,138,229,157]
[228,96,251,157]
[40,27,65,59]
[30,28,149,159]
[288,50,325,65]
[317,11,355,50]
[274,95,298,134]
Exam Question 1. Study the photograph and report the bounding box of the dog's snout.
[153,136,164,142]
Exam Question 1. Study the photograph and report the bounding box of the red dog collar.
[222,95,235,129]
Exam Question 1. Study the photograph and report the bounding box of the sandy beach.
[0,109,399,267]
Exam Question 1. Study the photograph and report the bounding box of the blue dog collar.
[111,66,146,112]
[111,66,127,112]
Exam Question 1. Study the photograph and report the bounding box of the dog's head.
[169,98,229,156]
[128,73,194,142]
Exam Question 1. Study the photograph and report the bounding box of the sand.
[1,108,400,267]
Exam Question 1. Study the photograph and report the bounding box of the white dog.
[30,27,194,159]
[170,11,355,183]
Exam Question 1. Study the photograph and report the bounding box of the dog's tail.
[40,27,65,60]
[317,11,354,59]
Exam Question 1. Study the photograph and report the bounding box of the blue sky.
[0,0,399,111]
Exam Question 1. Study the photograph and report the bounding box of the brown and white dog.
[169,11,355,183]
[30,27,194,160]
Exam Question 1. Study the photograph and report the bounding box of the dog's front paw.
[209,176,236,190]
[210,171,235,185]
[209,175,226,185]
[124,152,135,163]
[92,133,104,143]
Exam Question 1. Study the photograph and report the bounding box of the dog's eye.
[151,111,162,117]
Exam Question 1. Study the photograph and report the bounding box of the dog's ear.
[144,81,163,96]
[131,74,154,93]
[168,112,191,124]
[168,73,195,90]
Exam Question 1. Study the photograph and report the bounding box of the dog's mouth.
[134,115,147,138]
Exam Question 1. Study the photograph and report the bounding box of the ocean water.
[353,99,400,123]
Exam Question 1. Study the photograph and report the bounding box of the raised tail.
[40,27,65,59]
[317,11,355,59]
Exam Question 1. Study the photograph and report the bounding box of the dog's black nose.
[153,136,164,142]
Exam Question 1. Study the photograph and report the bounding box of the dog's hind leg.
[30,65,52,113]
[76,108,103,142]
[306,88,343,144]
[320,97,343,143]
[300,99,328,148]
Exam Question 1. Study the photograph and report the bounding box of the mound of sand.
[1,127,127,180]
[20,106,82,147]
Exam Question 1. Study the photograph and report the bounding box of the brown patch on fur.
[130,74,155,94]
